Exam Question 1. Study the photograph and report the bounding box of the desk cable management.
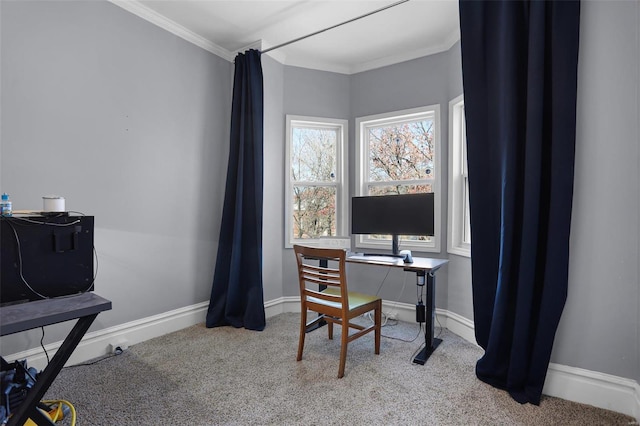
[363,267,427,344]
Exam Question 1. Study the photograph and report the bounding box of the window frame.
[284,115,349,248]
[354,105,441,253]
[447,95,471,257]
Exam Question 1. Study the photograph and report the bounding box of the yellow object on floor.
[22,400,76,426]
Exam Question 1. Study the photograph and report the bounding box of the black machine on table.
[0,214,112,425]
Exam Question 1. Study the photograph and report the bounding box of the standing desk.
[0,292,112,426]
[346,254,448,365]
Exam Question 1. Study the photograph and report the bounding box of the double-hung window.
[355,105,441,253]
[447,95,471,256]
[285,115,348,248]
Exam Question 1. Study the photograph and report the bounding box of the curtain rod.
[260,0,410,55]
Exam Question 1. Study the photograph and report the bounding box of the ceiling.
[112,0,460,74]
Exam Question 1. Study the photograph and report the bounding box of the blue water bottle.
[1,193,12,216]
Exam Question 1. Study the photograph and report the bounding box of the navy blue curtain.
[206,50,266,331]
[459,1,580,404]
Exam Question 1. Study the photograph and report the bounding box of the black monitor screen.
[351,193,435,236]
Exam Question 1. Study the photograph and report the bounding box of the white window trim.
[355,105,441,253]
[284,115,349,248]
[447,95,471,257]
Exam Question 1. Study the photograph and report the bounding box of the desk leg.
[8,314,99,426]
[413,272,442,365]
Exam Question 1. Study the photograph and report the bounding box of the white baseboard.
[4,301,209,372]
[5,297,639,422]
[543,363,640,421]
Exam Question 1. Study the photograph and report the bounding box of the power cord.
[40,327,50,364]
[41,399,77,425]
[362,310,423,343]
[435,310,443,340]
[65,349,124,368]
[380,270,410,321]
[409,324,426,363]
[31,327,78,425]
[373,266,392,297]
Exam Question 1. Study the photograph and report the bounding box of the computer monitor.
[351,193,434,257]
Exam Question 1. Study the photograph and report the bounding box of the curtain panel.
[206,50,266,331]
[459,0,581,404]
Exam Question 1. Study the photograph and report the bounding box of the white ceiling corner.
[110,0,460,74]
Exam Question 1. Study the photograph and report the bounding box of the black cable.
[40,327,50,364]
[374,266,392,296]
[10,216,81,227]
[65,352,121,368]
[6,220,48,299]
[435,311,443,340]
[382,323,423,343]
[409,323,426,363]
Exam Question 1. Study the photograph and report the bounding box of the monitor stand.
[363,234,413,263]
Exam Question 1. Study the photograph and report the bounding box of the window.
[285,115,348,248]
[447,95,471,256]
[355,105,441,253]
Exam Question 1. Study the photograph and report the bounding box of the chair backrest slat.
[294,244,349,311]
[304,288,341,303]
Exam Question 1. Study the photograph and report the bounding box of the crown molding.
[282,30,461,75]
[349,31,461,75]
[109,0,235,62]
[109,0,460,75]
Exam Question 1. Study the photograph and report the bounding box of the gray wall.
[262,56,285,302]
[1,1,232,350]
[280,66,352,298]
[550,0,639,382]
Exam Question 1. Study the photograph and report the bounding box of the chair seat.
[307,287,380,311]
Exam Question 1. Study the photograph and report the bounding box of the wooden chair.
[293,244,382,378]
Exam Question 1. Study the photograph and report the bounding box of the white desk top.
[346,253,448,272]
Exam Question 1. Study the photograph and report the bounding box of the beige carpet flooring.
[44,313,635,425]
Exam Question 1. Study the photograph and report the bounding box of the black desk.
[346,254,448,365]
[1,292,112,425]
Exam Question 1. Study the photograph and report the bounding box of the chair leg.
[338,321,349,378]
[328,321,333,340]
[374,301,381,355]
[297,309,307,361]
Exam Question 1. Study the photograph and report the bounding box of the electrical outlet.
[108,338,129,354]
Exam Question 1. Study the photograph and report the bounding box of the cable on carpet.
[41,399,77,425]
